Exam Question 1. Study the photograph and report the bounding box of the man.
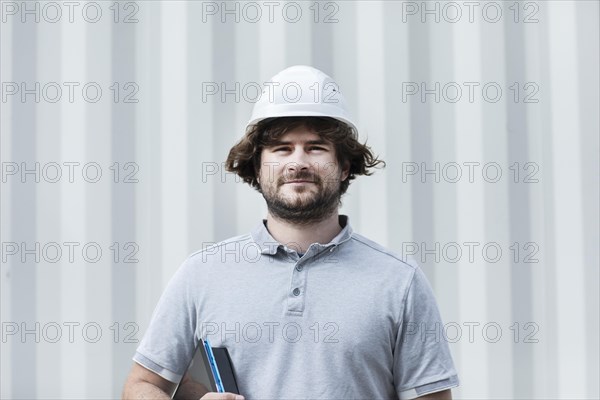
[123,66,459,399]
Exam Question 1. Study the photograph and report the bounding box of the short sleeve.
[133,257,198,383]
[393,263,459,399]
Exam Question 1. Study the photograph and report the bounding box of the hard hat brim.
[246,108,358,138]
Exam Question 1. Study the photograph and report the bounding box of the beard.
[260,170,342,226]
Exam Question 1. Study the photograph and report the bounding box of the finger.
[200,392,244,400]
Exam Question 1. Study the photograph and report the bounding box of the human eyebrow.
[267,140,331,147]
[265,140,288,147]
[305,140,330,146]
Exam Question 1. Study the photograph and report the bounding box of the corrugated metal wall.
[1,1,598,398]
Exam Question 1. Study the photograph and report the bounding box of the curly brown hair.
[224,117,386,195]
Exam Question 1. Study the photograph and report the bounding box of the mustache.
[279,173,320,185]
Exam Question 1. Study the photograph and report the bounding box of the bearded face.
[257,127,349,225]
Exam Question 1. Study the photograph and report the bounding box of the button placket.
[287,258,307,313]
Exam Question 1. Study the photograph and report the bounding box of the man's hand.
[176,374,244,400]
[199,393,244,400]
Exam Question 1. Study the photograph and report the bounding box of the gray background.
[1,1,599,399]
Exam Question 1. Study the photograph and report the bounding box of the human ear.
[341,161,350,181]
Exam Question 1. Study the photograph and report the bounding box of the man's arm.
[122,363,244,400]
[122,362,176,399]
[417,388,452,399]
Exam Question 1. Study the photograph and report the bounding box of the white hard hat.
[246,65,358,137]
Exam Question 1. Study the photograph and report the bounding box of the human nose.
[284,147,311,175]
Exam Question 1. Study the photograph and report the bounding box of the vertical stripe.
[427,4,463,394]
[383,1,413,249]
[576,2,600,398]
[85,8,112,397]
[407,1,435,281]
[330,2,359,218]
[453,7,489,397]
[135,1,164,348]
[285,0,312,65]
[311,1,334,75]
[160,1,188,282]
[524,3,558,397]
[35,18,62,396]
[548,2,587,397]
[212,3,238,241]
[258,1,286,73]
[0,16,13,397]
[59,14,87,396]
[187,3,215,249]
[503,2,535,397]
[481,10,513,399]
[356,1,387,245]
[235,9,262,232]
[533,3,560,396]
[111,9,137,395]
[9,13,37,400]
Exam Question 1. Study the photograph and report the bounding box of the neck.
[265,211,343,254]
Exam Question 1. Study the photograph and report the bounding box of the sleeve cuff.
[398,375,460,399]
[133,351,182,384]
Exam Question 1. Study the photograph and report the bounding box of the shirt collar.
[251,214,354,255]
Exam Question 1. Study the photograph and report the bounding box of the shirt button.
[295,265,303,272]
[292,288,301,296]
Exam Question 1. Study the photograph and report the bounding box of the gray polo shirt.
[133,215,459,399]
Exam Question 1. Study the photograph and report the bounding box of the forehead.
[274,125,328,143]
